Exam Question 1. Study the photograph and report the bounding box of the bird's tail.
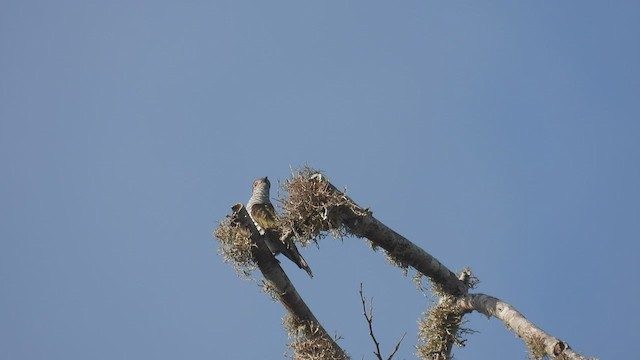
[264,229,313,278]
[281,245,314,278]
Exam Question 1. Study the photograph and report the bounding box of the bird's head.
[253,176,271,190]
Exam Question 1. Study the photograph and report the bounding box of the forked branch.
[359,283,406,360]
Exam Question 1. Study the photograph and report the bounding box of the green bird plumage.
[246,177,313,277]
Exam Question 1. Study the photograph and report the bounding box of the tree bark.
[345,214,468,296]
[312,174,467,296]
[457,293,587,360]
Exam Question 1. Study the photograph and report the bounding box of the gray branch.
[314,174,467,296]
[457,293,587,360]
[345,214,468,296]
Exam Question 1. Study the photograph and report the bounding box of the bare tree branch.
[387,332,407,360]
[456,293,587,360]
[359,283,383,360]
[359,283,405,360]
[346,213,468,296]
[293,173,468,297]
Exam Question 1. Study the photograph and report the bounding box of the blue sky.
[1,1,638,359]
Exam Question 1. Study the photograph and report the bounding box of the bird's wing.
[249,202,279,231]
[281,239,313,278]
[250,202,314,278]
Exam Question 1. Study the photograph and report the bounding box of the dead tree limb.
[284,172,467,296]
[280,169,590,360]
[388,333,407,360]
[346,214,468,297]
[457,293,587,360]
[359,284,384,360]
[359,283,406,360]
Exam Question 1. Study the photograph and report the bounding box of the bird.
[246,176,313,277]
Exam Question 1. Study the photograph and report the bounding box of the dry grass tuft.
[261,279,281,302]
[284,313,349,360]
[525,334,547,360]
[213,217,256,278]
[523,337,597,360]
[458,267,480,290]
[384,251,410,276]
[413,273,426,293]
[280,167,367,245]
[416,297,474,360]
[429,283,447,298]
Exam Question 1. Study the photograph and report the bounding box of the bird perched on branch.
[246,176,313,278]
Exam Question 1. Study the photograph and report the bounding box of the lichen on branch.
[213,216,257,277]
[416,296,475,360]
[284,313,350,360]
[279,167,368,246]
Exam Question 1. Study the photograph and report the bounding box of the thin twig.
[387,332,406,360]
[359,283,383,360]
[359,284,406,360]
